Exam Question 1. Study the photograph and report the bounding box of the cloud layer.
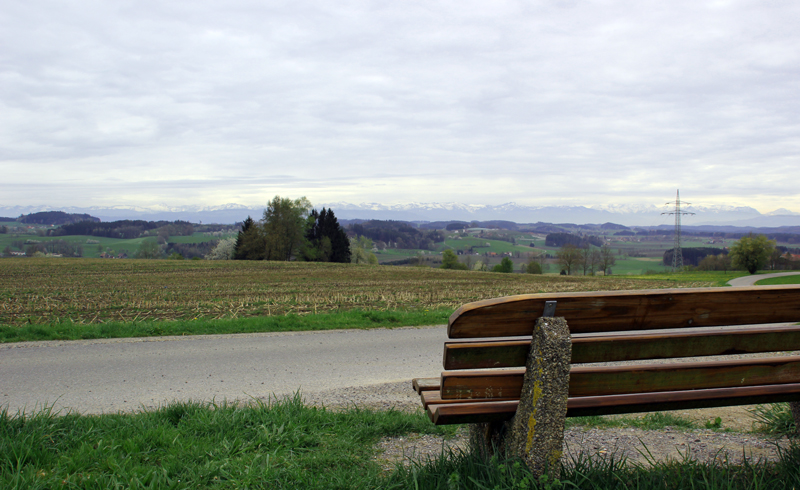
[2,0,799,212]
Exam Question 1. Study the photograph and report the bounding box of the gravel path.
[358,381,795,470]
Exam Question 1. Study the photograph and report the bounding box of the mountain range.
[2,202,800,228]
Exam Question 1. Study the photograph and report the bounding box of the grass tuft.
[389,442,800,489]
[750,403,798,437]
[566,412,698,431]
[0,396,450,489]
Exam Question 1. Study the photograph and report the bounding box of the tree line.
[555,243,616,275]
[56,220,195,240]
[232,197,351,263]
[545,232,604,248]
[348,221,445,250]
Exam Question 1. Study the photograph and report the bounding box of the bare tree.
[557,244,581,275]
[600,244,617,275]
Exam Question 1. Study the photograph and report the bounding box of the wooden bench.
[413,286,800,428]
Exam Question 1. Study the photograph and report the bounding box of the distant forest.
[9,211,100,225]
[663,247,726,267]
[56,220,196,239]
[544,232,604,248]
[347,220,445,250]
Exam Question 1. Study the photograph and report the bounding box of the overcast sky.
[2,1,799,212]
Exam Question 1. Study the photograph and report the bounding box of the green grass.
[389,443,800,489]
[607,257,671,275]
[0,397,453,489]
[566,412,699,431]
[755,274,800,285]
[750,403,798,436]
[4,399,799,490]
[443,237,533,255]
[627,270,750,287]
[0,308,453,343]
[0,232,226,258]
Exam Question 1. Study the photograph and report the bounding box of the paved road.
[727,272,800,287]
[0,326,447,415]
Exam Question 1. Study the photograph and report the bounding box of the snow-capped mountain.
[2,202,799,227]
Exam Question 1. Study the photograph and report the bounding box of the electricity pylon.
[662,190,694,272]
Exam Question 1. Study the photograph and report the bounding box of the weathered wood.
[430,383,800,424]
[570,355,800,397]
[566,383,800,417]
[443,325,800,369]
[421,387,515,409]
[412,377,439,394]
[448,286,800,338]
[441,368,525,399]
[430,400,519,425]
[440,356,800,399]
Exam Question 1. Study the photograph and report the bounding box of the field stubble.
[0,258,711,327]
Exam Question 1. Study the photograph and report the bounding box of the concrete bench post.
[791,402,800,435]
[469,316,571,478]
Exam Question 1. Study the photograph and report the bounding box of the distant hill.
[17,211,100,225]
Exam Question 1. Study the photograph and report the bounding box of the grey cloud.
[1,0,799,211]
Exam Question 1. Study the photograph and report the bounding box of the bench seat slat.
[420,387,515,410]
[441,355,800,399]
[448,286,800,338]
[412,377,440,394]
[429,383,800,425]
[443,325,800,369]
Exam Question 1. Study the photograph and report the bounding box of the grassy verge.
[5,399,798,490]
[756,274,800,285]
[0,396,454,489]
[566,412,703,431]
[389,444,800,489]
[627,270,750,287]
[0,308,452,343]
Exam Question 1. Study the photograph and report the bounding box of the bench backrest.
[448,285,800,338]
[436,285,800,418]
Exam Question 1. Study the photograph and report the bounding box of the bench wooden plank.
[443,325,800,369]
[567,383,800,417]
[429,383,800,424]
[448,286,800,338]
[429,400,519,425]
[420,388,515,410]
[570,355,800,396]
[411,377,439,394]
[440,355,800,399]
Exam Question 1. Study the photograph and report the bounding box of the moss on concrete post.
[506,316,571,479]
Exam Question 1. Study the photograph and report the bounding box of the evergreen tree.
[233,216,265,260]
[302,207,351,263]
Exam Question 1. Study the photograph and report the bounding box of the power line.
[662,190,695,272]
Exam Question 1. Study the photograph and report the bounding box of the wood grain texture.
[429,400,519,425]
[447,285,800,338]
[429,383,800,424]
[569,355,800,396]
[566,383,800,417]
[440,356,800,399]
[412,377,439,394]
[443,325,800,369]
[420,388,515,409]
